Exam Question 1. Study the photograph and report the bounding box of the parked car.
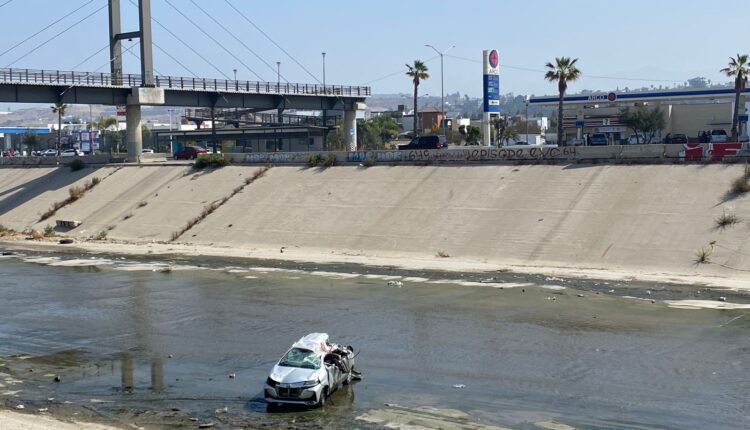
[397,135,447,150]
[669,133,689,144]
[41,149,58,156]
[173,146,208,160]
[264,333,358,408]
[60,148,80,157]
[711,129,728,143]
[589,133,608,146]
[141,148,155,154]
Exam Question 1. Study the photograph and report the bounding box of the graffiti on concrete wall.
[346,146,577,163]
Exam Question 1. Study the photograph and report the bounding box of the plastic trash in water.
[387,280,403,288]
[452,384,466,389]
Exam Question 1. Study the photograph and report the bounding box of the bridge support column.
[344,108,357,151]
[3,133,11,150]
[126,104,142,162]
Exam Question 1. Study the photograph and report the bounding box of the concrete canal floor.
[0,252,748,429]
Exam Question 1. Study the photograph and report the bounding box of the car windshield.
[278,348,321,369]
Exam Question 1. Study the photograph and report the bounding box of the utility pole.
[168,108,174,154]
[233,69,237,81]
[425,44,454,137]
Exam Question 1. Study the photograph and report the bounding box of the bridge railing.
[0,68,370,97]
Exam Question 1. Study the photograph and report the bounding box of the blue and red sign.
[483,49,500,113]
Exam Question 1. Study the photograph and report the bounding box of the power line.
[127,0,231,80]
[0,0,97,59]
[162,0,264,81]
[4,3,107,68]
[224,0,320,84]
[188,0,283,81]
[362,55,440,85]
[445,53,683,84]
[0,0,14,10]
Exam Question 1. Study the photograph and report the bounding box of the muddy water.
[0,254,748,429]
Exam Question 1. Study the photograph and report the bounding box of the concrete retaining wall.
[1,163,749,282]
[226,143,749,165]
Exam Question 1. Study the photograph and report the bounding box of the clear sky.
[0,0,748,99]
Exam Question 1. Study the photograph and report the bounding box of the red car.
[173,146,208,160]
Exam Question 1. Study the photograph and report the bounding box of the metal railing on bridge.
[0,68,370,97]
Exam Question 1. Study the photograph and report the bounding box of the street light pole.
[322,52,327,150]
[233,68,237,81]
[168,108,174,154]
[425,44,454,138]
[525,95,530,145]
[276,62,281,91]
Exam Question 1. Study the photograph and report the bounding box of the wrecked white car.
[264,333,359,407]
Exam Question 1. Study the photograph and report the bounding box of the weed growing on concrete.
[193,154,229,169]
[362,157,377,167]
[39,177,102,221]
[715,210,740,229]
[106,225,116,231]
[95,230,108,240]
[122,213,133,221]
[170,166,272,241]
[0,224,15,236]
[308,154,336,168]
[69,158,85,172]
[43,225,55,237]
[436,250,450,258]
[694,246,713,265]
[731,176,750,194]
[137,201,148,208]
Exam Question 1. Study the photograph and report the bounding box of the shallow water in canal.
[0,254,748,429]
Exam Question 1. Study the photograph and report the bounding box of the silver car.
[264,333,357,407]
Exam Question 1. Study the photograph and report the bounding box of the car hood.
[270,365,320,384]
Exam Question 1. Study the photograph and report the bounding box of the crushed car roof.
[293,333,329,355]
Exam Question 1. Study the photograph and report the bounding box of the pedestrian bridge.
[0,67,369,110]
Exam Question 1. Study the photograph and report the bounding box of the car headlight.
[301,379,319,388]
[266,377,278,387]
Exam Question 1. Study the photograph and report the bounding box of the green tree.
[405,60,429,136]
[51,101,68,155]
[544,57,581,145]
[720,54,749,138]
[94,115,117,131]
[22,132,39,154]
[619,106,666,144]
[459,125,482,143]
[356,114,400,150]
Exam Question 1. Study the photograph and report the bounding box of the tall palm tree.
[545,57,581,146]
[720,54,749,138]
[51,101,68,155]
[406,60,429,136]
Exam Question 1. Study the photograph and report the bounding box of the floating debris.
[452,384,466,389]
[387,280,403,288]
[718,297,727,302]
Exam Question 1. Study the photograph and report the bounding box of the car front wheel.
[316,387,328,408]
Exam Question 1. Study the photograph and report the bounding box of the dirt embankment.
[1,163,749,288]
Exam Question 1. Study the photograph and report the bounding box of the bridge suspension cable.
[59,41,141,97]
[126,0,231,80]
[0,0,14,10]
[224,0,322,85]
[4,3,107,68]
[0,0,97,59]
[162,0,265,81]
[187,0,285,82]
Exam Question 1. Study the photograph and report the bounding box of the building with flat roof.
[530,87,749,144]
